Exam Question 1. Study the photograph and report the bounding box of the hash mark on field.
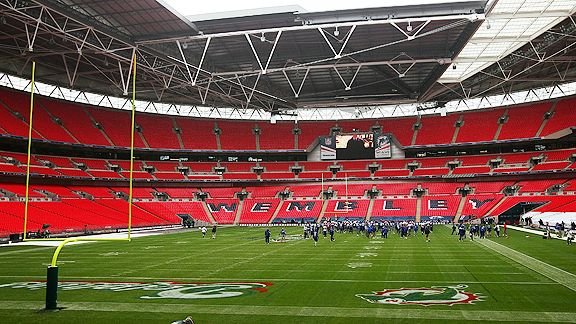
[143,246,164,250]
[347,262,372,269]
[356,252,377,258]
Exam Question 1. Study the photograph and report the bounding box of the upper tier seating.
[137,114,180,149]
[456,109,502,143]
[89,109,146,148]
[218,120,256,150]
[0,88,58,140]
[1,87,574,151]
[415,114,459,145]
[176,118,218,150]
[540,98,576,136]
[259,122,296,150]
[498,103,550,140]
[380,117,417,147]
[38,98,110,146]
[0,95,38,138]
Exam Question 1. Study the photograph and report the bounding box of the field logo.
[356,284,481,306]
[0,281,270,300]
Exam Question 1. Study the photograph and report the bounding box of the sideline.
[1,301,576,322]
[475,238,576,292]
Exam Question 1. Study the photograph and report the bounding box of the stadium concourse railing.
[1,87,576,151]
[0,147,575,182]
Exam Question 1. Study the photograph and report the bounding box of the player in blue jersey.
[264,228,271,244]
[280,228,286,241]
[381,225,388,239]
[312,228,319,246]
[458,224,466,241]
[424,223,431,242]
[480,225,486,239]
[329,226,335,241]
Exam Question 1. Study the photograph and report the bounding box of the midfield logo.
[356,284,481,306]
[0,281,271,300]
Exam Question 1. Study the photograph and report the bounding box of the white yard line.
[475,238,576,292]
[0,275,561,285]
[0,301,575,322]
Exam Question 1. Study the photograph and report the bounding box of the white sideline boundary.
[475,238,576,292]
[1,301,576,322]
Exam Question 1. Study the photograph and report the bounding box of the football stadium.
[0,0,575,322]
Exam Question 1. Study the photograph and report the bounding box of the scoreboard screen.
[320,133,391,160]
[335,133,374,149]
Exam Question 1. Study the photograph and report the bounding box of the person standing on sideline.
[451,223,457,235]
[329,225,335,242]
[211,224,217,239]
[201,226,207,238]
[503,222,508,238]
[280,228,286,241]
[494,223,500,237]
[265,228,271,244]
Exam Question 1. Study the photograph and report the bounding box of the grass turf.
[0,226,575,323]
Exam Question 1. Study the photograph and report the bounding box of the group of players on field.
[264,220,435,245]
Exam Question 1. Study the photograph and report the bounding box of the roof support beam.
[283,67,309,98]
[139,13,483,44]
[212,58,450,77]
[245,31,282,75]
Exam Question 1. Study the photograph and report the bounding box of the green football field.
[0,226,575,323]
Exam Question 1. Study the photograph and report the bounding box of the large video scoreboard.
[319,133,392,160]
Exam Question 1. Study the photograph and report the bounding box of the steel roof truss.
[245,31,282,75]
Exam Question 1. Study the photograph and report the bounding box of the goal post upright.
[20,53,138,310]
[23,61,36,242]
